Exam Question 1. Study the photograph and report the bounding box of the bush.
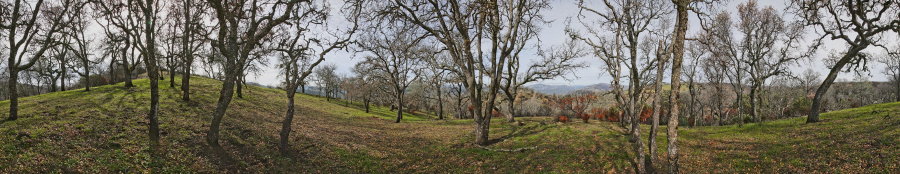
[557,115,569,123]
[788,96,813,117]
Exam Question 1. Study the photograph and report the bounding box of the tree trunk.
[180,0,192,101]
[688,80,697,127]
[7,69,19,121]
[437,88,444,120]
[629,107,645,174]
[750,85,760,122]
[395,94,403,123]
[143,0,161,150]
[474,113,490,145]
[364,99,370,113]
[122,51,134,88]
[667,2,688,172]
[182,65,191,101]
[236,74,244,98]
[280,91,296,154]
[506,97,516,122]
[170,69,176,88]
[147,64,160,150]
[647,43,667,171]
[207,70,237,147]
[50,77,58,92]
[83,60,91,91]
[108,58,116,85]
[895,76,899,102]
[809,45,864,123]
[61,62,67,91]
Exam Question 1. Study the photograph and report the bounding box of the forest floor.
[0,76,897,173]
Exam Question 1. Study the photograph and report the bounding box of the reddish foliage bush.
[579,113,590,123]
[639,107,653,122]
[591,108,607,120]
[491,109,504,118]
[605,107,622,122]
[557,115,569,123]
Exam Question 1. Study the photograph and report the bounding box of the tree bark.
[895,76,900,102]
[61,63,67,91]
[395,93,404,123]
[506,98,516,122]
[667,1,689,172]
[236,74,244,98]
[280,91,296,154]
[50,77,58,92]
[688,78,697,127]
[364,99,370,113]
[437,88,444,120]
[7,69,19,121]
[123,43,134,88]
[629,106,645,174]
[83,59,91,91]
[182,65,191,101]
[169,69,176,88]
[108,56,116,85]
[207,71,236,147]
[647,41,668,172]
[750,85,760,122]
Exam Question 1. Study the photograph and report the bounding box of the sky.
[243,0,896,87]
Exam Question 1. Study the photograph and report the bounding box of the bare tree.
[178,0,209,101]
[736,1,809,122]
[569,0,669,172]
[3,0,77,120]
[61,3,98,92]
[790,0,900,123]
[93,0,145,88]
[160,17,181,88]
[356,22,428,123]
[423,65,447,119]
[797,68,820,96]
[501,38,586,122]
[120,0,164,151]
[880,50,900,102]
[274,0,359,154]
[647,38,670,172]
[350,63,380,113]
[385,0,551,145]
[26,50,64,92]
[204,0,302,148]
[315,64,341,100]
[664,0,713,171]
[683,42,705,127]
[697,13,734,125]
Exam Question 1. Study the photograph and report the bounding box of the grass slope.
[0,76,897,173]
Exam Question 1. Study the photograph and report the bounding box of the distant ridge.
[526,83,611,95]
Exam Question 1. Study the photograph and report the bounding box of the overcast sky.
[246,0,896,87]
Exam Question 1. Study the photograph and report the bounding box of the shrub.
[606,107,622,122]
[557,115,569,123]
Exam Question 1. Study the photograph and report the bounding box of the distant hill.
[526,83,611,95]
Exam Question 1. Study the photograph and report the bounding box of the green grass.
[0,76,897,173]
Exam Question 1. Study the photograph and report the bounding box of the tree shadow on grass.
[203,144,241,172]
[485,123,551,146]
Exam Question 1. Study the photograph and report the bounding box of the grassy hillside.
[0,76,896,173]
